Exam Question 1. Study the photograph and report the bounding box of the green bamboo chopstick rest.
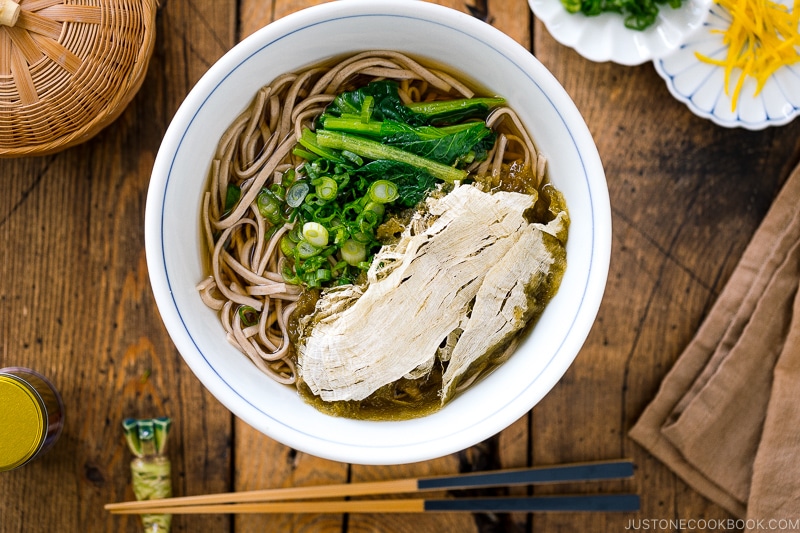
[123,417,173,532]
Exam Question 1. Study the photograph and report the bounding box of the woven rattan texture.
[0,0,157,157]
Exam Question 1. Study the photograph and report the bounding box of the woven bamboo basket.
[0,0,157,157]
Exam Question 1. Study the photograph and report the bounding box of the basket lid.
[0,0,157,157]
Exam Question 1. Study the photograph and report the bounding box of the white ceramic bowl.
[529,0,711,65]
[145,0,611,465]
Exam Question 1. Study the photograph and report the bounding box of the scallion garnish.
[286,181,309,208]
[238,305,259,327]
[367,180,399,204]
[274,81,500,289]
[302,222,330,247]
[296,240,321,259]
[313,176,338,201]
[257,189,284,225]
[341,239,367,266]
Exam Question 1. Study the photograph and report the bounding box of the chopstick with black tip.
[107,493,641,515]
[105,459,635,513]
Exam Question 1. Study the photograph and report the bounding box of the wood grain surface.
[1,1,799,532]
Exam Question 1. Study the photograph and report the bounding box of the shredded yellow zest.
[695,0,800,111]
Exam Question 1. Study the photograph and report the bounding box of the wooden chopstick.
[108,494,640,515]
[105,459,634,513]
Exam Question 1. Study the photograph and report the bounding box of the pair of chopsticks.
[105,459,639,515]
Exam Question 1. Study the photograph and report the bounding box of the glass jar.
[0,367,65,472]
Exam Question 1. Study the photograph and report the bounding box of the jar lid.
[0,0,158,157]
[0,374,46,471]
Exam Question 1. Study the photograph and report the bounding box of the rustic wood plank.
[347,459,477,533]
[233,433,349,532]
[482,0,531,48]
[531,17,800,532]
[0,2,237,532]
[497,415,532,531]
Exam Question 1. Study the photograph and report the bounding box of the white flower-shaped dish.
[653,0,800,130]
[529,0,712,65]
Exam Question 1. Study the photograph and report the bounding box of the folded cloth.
[629,160,800,525]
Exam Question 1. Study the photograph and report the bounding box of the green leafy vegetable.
[315,129,468,183]
[273,81,505,289]
[322,80,505,126]
[352,160,437,208]
[324,80,424,125]
[322,117,495,167]
[560,0,681,30]
[223,185,241,216]
[405,96,506,125]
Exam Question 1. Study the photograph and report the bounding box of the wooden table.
[1,1,799,531]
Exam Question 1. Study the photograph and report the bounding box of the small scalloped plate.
[529,0,712,66]
[653,0,800,130]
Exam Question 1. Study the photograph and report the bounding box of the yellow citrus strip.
[695,0,800,111]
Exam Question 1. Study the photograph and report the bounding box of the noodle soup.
[196,51,569,420]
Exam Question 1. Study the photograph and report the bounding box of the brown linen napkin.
[629,160,800,524]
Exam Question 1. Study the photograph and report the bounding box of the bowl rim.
[145,0,611,464]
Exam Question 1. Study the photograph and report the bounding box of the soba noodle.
[197,51,547,392]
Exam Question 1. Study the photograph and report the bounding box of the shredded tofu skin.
[695,0,800,110]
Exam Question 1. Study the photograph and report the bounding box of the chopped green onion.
[280,257,300,284]
[313,176,338,201]
[351,230,373,244]
[341,239,367,266]
[364,201,385,219]
[281,168,296,186]
[302,222,330,247]
[312,204,338,223]
[279,235,296,256]
[238,305,259,327]
[286,181,309,208]
[257,189,283,224]
[296,240,321,259]
[368,180,399,204]
[265,225,280,242]
[357,209,380,232]
[288,224,304,243]
[334,172,351,189]
[313,268,332,283]
[269,183,286,200]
